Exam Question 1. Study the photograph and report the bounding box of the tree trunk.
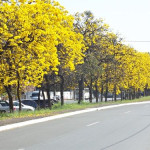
[101,84,103,102]
[17,80,21,112]
[16,72,21,111]
[114,84,117,101]
[121,90,123,101]
[46,88,51,109]
[95,84,98,103]
[78,75,84,104]
[129,89,132,100]
[144,88,146,97]
[144,84,148,96]
[45,75,52,109]
[147,89,150,96]
[133,89,136,99]
[89,78,93,103]
[112,94,114,101]
[125,90,129,100]
[138,88,141,98]
[60,75,64,106]
[53,84,56,97]
[4,85,14,113]
[38,89,41,109]
[105,84,108,102]
[42,89,46,109]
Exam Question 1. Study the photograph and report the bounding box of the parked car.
[13,101,35,111]
[0,101,10,113]
[0,100,35,113]
[21,99,38,109]
[33,100,48,108]
[33,99,57,108]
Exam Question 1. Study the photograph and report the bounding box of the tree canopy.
[1,1,150,111]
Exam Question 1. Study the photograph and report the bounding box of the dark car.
[34,100,48,108]
[33,99,57,108]
[21,100,38,109]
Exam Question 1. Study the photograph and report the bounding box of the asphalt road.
[0,103,150,150]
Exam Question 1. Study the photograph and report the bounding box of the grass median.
[0,96,150,121]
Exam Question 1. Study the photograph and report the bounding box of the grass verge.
[0,96,150,121]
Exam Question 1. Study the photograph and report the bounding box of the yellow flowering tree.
[74,11,109,103]
[56,20,85,105]
[0,0,84,111]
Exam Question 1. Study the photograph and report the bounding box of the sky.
[56,0,150,53]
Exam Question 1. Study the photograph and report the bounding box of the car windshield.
[13,102,19,106]
[0,101,9,106]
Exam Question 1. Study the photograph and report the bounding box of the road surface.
[0,103,150,150]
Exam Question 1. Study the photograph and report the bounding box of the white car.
[0,101,10,113]
[13,101,35,111]
[0,100,35,113]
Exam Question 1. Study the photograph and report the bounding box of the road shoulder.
[0,101,150,132]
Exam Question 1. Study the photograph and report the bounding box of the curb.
[0,101,150,132]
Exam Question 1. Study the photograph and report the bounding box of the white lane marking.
[124,111,131,114]
[87,122,99,127]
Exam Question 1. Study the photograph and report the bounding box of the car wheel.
[0,110,6,113]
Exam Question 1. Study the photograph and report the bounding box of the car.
[34,99,50,108]
[33,99,48,108]
[0,100,35,112]
[33,99,56,108]
[13,101,35,111]
[21,99,38,109]
[0,101,10,113]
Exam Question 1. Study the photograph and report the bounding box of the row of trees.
[0,0,150,112]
